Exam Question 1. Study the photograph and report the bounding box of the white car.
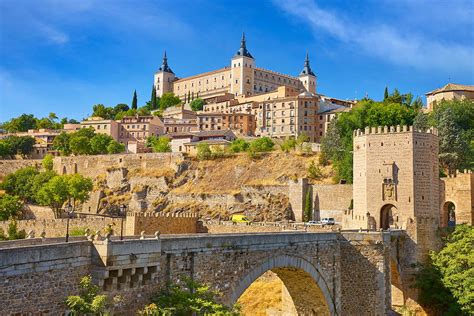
[321,218,335,225]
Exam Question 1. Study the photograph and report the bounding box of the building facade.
[425,83,474,111]
[154,33,317,102]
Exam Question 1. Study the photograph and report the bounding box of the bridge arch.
[380,203,399,230]
[230,255,337,315]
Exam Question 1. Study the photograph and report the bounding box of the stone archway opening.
[237,268,330,315]
[443,202,456,227]
[380,204,398,230]
[231,255,335,315]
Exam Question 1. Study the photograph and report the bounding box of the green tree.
[230,139,250,153]
[197,142,212,160]
[0,220,26,240]
[67,174,93,211]
[90,134,114,154]
[159,92,181,111]
[42,154,54,171]
[280,137,297,152]
[0,140,12,158]
[70,136,91,155]
[307,161,323,180]
[437,107,467,174]
[304,189,312,222]
[0,194,23,220]
[31,170,57,203]
[132,90,138,110]
[150,85,158,110]
[36,175,70,217]
[431,225,473,314]
[149,136,171,153]
[383,86,389,101]
[1,114,37,132]
[249,137,274,152]
[1,167,39,202]
[53,132,71,155]
[6,136,35,157]
[296,133,310,150]
[65,275,107,315]
[190,98,205,111]
[140,277,239,315]
[413,111,430,130]
[107,141,125,154]
[114,103,129,113]
[92,104,114,119]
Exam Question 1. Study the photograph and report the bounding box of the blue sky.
[1,0,473,121]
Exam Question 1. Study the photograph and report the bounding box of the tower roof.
[234,32,253,59]
[158,51,174,74]
[299,51,315,76]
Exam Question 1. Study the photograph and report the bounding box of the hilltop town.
[0,34,473,316]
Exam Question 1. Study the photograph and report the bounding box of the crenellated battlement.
[127,211,199,218]
[444,169,473,178]
[353,125,438,137]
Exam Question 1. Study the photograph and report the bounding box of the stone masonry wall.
[312,184,353,222]
[53,152,185,177]
[125,212,199,235]
[0,159,41,179]
[440,171,473,226]
[0,217,119,238]
[339,231,391,315]
[0,241,92,314]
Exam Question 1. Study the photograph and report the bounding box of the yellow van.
[231,215,251,223]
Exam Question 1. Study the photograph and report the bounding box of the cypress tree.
[132,90,138,109]
[187,91,191,104]
[150,85,157,110]
[383,86,389,101]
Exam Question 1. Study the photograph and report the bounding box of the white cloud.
[37,23,69,44]
[274,0,474,73]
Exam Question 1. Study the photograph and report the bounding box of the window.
[235,80,238,84]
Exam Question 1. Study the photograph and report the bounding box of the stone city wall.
[312,184,353,222]
[53,152,185,177]
[202,220,339,234]
[0,217,119,238]
[0,159,41,179]
[0,241,92,314]
[0,212,199,238]
[125,212,199,235]
[440,170,473,226]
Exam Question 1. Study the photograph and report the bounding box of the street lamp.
[65,203,74,242]
[119,204,127,240]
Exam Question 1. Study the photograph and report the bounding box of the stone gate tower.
[346,125,440,259]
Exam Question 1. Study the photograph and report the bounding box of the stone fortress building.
[153,33,353,143]
[154,33,316,100]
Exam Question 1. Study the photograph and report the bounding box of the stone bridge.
[0,231,395,315]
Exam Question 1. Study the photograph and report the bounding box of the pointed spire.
[234,32,253,59]
[159,50,174,73]
[299,51,315,76]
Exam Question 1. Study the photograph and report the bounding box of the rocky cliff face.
[86,153,330,221]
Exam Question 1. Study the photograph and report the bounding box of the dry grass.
[127,167,175,178]
[172,152,333,194]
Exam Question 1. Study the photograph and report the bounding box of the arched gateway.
[230,255,335,315]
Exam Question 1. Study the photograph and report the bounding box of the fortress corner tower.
[230,33,255,97]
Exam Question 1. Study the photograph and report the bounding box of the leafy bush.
[196,142,212,160]
[307,161,323,180]
[0,220,26,240]
[249,137,274,153]
[230,139,250,153]
[139,277,239,315]
[280,137,296,153]
[415,225,473,315]
[147,136,171,153]
[0,194,23,220]
[65,275,107,314]
[42,154,54,171]
[190,98,205,111]
[70,228,88,237]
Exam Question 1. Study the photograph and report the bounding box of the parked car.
[321,218,335,225]
[307,220,319,225]
[231,215,251,223]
